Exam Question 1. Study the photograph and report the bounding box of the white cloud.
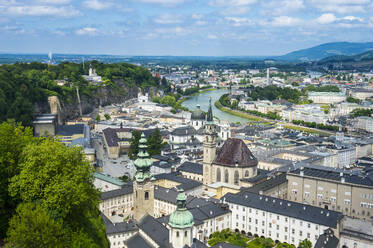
[82,0,113,10]
[135,0,185,5]
[155,26,189,36]
[154,13,182,24]
[210,0,257,7]
[195,20,207,26]
[342,16,363,22]
[225,16,254,26]
[207,34,218,39]
[309,0,370,13]
[76,27,98,36]
[271,16,302,27]
[4,5,80,17]
[36,0,72,4]
[316,13,337,24]
[263,0,304,15]
[191,14,203,19]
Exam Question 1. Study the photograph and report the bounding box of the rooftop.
[94,172,125,187]
[100,183,133,201]
[224,191,343,228]
[56,124,85,136]
[289,165,373,187]
[214,138,258,168]
[178,161,203,175]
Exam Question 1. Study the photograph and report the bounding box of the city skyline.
[1,0,373,56]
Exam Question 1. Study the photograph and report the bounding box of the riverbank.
[214,101,267,122]
[215,100,332,135]
[177,87,217,107]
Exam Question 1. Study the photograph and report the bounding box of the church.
[202,99,259,188]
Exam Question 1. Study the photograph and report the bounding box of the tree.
[104,114,110,120]
[208,229,249,247]
[128,130,141,159]
[0,121,35,239]
[346,96,361,104]
[9,139,109,247]
[6,203,66,248]
[147,129,164,156]
[95,115,100,121]
[298,239,312,248]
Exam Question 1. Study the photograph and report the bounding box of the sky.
[1,0,373,56]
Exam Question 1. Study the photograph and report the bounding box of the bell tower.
[133,133,155,221]
[203,98,217,185]
[168,189,194,248]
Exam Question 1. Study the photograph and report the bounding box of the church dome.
[169,189,194,229]
[191,105,205,120]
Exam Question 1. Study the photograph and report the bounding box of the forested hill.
[0,61,160,126]
[277,42,373,61]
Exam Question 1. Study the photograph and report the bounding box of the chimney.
[300,167,304,176]
[259,190,263,195]
[341,177,345,183]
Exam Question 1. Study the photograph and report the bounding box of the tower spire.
[206,97,213,122]
[134,133,154,182]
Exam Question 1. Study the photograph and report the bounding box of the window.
[243,216,245,221]
[245,170,250,177]
[292,229,295,234]
[176,231,179,237]
[317,194,323,200]
[318,186,324,190]
[216,168,221,182]
[292,189,298,195]
[331,197,336,202]
[304,192,310,198]
[307,223,310,228]
[345,191,351,196]
[344,199,351,205]
[299,231,302,236]
[234,171,239,185]
[285,227,288,232]
[305,184,310,188]
[276,225,279,230]
[331,189,337,193]
[224,169,229,183]
[145,191,149,200]
[269,223,272,228]
[185,231,188,237]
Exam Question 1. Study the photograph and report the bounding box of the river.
[181,89,250,123]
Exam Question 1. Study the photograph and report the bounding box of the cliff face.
[35,80,140,121]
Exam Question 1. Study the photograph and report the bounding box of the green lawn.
[214,101,268,122]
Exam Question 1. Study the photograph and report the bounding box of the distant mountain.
[315,50,373,71]
[277,42,373,61]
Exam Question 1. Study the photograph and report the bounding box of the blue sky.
[1,0,373,56]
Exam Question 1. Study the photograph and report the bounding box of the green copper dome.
[169,189,194,229]
[134,133,154,182]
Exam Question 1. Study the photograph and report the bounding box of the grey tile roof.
[56,124,85,136]
[138,214,170,248]
[100,183,133,201]
[101,213,137,235]
[240,169,269,183]
[171,126,197,136]
[178,162,203,175]
[154,172,202,191]
[243,173,287,193]
[314,228,339,248]
[189,238,208,248]
[223,192,343,228]
[157,201,230,227]
[290,165,373,187]
[125,233,153,248]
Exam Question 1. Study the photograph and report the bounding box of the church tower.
[133,133,155,221]
[203,98,217,185]
[168,189,194,248]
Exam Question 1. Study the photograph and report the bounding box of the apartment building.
[287,165,373,220]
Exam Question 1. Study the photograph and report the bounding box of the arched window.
[217,168,221,182]
[145,191,149,200]
[245,170,249,177]
[184,231,188,237]
[234,171,239,185]
[224,169,229,183]
[176,231,179,237]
